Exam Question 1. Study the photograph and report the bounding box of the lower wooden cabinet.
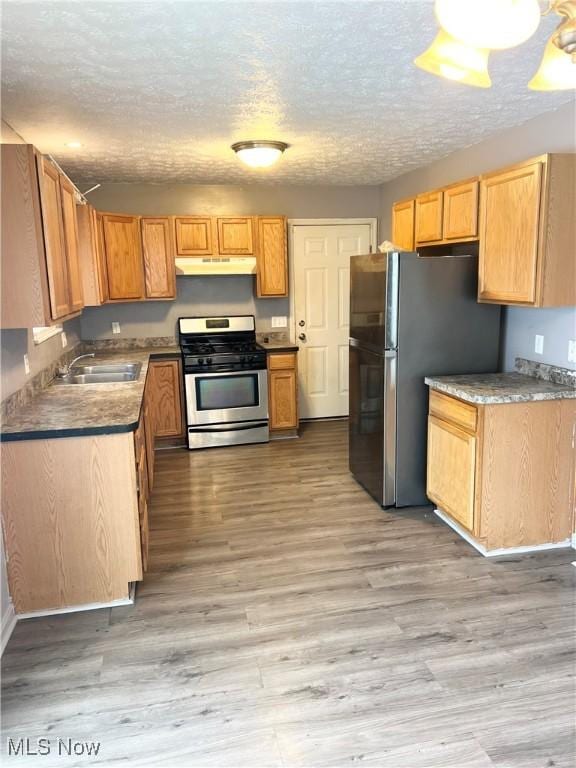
[268,352,299,436]
[147,359,184,438]
[0,433,142,614]
[427,389,575,552]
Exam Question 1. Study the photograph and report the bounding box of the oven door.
[185,369,269,426]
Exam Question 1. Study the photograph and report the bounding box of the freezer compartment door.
[350,252,399,352]
[349,342,396,506]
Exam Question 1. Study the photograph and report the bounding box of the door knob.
[298,320,306,327]
[298,333,307,342]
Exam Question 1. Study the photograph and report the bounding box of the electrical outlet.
[61,331,67,348]
[23,354,30,375]
[112,322,121,335]
[568,339,576,364]
[534,334,544,355]
[271,316,288,328]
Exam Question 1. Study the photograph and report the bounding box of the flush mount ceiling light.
[415,0,576,91]
[65,141,83,149]
[231,140,288,168]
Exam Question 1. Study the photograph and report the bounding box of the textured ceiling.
[2,0,573,186]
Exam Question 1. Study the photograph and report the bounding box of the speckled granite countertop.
[0,347,181,442]
[425,372,576,405]
[257,340,299,353]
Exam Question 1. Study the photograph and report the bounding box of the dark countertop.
[425,372,576,405]
[258,340,299,353]
[0,347,181,442]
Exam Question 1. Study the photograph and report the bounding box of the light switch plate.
[61,331,67,348]
[534,334,544,355]
[568,339,576,364]
[271,316,288,328]
[23,354,30,375]
[112,322,121,335]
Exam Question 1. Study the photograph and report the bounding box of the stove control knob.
[207,357,213,365]
[198,358,204,365]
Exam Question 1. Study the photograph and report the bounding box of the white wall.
[379,103,576,370]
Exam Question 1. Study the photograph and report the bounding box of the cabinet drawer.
[268,352,296,370]
[429,390,477,433]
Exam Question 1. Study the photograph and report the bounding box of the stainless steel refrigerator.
[349,251,501,507]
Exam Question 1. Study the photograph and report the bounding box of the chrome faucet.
[58,353,95,377]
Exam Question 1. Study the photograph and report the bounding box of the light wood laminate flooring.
[2,421,575,767]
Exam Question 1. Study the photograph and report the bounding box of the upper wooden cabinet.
[217,217,254,255]
[36,156,74,319]
[443,179,479,241]
[59,175,84,314]
[478,154,575,307]
[1,145,85,327]
[102,214,145,301]
[76,204,109,306]
[256,216,288,297]
[415,190,443,245]
[392,199,415,250]
[175,217,214,256]
[141,218,176,299]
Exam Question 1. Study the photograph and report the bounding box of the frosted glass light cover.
[435,0,541,50]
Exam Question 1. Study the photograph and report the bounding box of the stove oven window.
[195,374,260,411]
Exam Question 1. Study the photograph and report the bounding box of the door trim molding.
[287,218,378,347]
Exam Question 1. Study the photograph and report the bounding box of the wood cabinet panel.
[36,156,70,319]
[427,415,476,532]
[148,359,183,438]
[256,216,288,297]
[142,217,176,299]
[94,211,110,302]
[443,180,479,241]
[429,390,477,433]
[268,352,297,371]
[102,214,145,300]
[59,176,84,313]
[175,216,214,256]
[269,369,298,431]
[76,204,109,306]
[478,160,542,304]
[392,199,415,250]
[1,144,52,328]
[415,191,443,244]
[217,217,254,255]
[0,433,142,613]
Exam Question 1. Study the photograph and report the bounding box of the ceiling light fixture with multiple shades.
[415,0,576,91]
[231,140,288,168]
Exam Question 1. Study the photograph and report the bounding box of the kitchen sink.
[54,362,142,385]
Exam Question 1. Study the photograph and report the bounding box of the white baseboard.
[15,586,134,621]
[434,508,572,558]
[1,600,17,656]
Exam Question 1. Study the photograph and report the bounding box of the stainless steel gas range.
[179,316,269,449]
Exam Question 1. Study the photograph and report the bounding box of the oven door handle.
[188,422,268,433]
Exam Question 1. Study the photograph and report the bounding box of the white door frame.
[287,218,378,346]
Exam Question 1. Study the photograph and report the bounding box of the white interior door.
[293,223,373,419]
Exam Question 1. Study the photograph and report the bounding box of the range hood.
[176,257,257,276]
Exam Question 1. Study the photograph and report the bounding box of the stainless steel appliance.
[349,252,501,507]
[179,316,269,449]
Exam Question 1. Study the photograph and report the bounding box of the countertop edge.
[425,377,576,405]
[0,421,140,443]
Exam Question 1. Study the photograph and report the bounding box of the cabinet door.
[36,156,70,319]
[427,416,476,531]
[59,176,84,313]
[175,216,214,256]
[149,360,183,437]
[93,210,109,303]
[269,368,298,430]
[478,161,542,304]
[144,395,155,492]
[443,180,479,240]
[392,199,415,250]
[217,217,254,254]
[142,218,176,299]
[102,214,145,300]
[415,191,443,244]
[256,216,288,297]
